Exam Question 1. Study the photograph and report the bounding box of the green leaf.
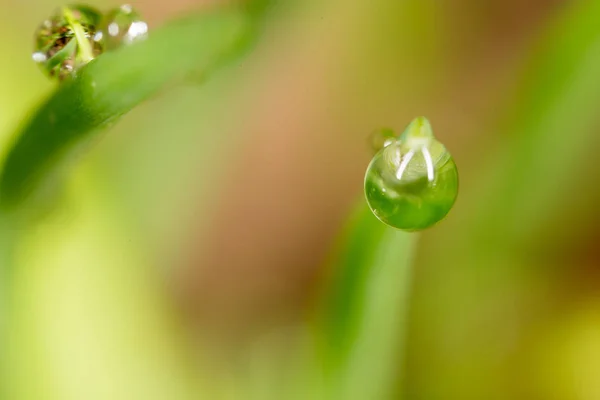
[0,5,262,208]
[318,203,416,399]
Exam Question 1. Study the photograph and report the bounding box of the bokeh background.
[1,0,600,399]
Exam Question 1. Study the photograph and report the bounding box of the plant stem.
[63,6,94,63]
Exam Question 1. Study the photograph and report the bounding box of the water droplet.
[33,5,104,80]
[101,5,148,50]
[364,117,459,231]
[369,127,397,153]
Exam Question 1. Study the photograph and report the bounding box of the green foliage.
[1,0,600,399]
[317,2,600,399]
[465,0,600,248]
[0,3,269,397]
[402,2,600,398]
[319,204,415,399]
[0,5,260,208]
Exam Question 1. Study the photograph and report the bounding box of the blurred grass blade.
[319,203,416,399]
[404,4,600,397]
[467,0,600,247]
[0,4,265,208]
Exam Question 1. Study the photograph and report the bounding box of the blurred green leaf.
[0,5,262,208]
[404,3,600,398]
[0,4,270,395]
[319,203,415,399]
[3,177,200,400]
[466,0,600,249]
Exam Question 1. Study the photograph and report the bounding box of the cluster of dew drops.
[32,4,148,80]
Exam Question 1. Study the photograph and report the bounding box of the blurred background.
[1,0,600,399]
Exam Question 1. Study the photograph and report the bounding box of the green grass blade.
[466,0,600,247]
[403,3,600,397]
[0,5,262,208]
[319,203,416,399]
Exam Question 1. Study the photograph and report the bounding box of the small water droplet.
[101,4,148,50]
[369,127,397,153]
[33,4,104,80]
[364,117,459,231]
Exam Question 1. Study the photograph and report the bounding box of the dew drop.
[364,117,459,231]
[33,4,104,80]
[369,127,397,153]
[100,4,148,50]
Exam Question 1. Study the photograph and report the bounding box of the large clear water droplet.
[364,117,459,231]
[33,5,104,80]
[101,4,148,50]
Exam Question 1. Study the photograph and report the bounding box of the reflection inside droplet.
[128,21,148,40]
[32,5,104,80]
[108,22,119,37]
[32,52,47,63]
[364,118,459,231]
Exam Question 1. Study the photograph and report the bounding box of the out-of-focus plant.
[0,1,272,398]
[0,4,265,209]
[1,0,600,399]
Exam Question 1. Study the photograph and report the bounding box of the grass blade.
[319,203,416,399]
[0,5,262,208]
[466,0,600,247]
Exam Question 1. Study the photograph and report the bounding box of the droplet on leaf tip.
[364,117,459,231]
[369,127,398,154]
